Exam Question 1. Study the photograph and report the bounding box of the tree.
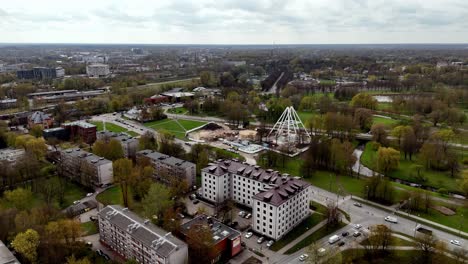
[325,202,341,228]
[354,108,373,131]
[186,223,219,264]
[92,139,124,161]
[371,124,388,146]
[66,255,92,264]
[130,165,153,201]
[141,183,174,223]
[138,131,158,150]
[11,229,40,264]
[3,187,33,210]
[113,158,133,207]
[415,233,439,263]
[29,125,43,138]
[377,147,400,174]
[363,224,393,257]
[350,93,377,110]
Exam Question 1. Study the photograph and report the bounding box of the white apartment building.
[98,205,188,264]
[201,160,311,240]
[59,148,113,187]
[86,63,110,77]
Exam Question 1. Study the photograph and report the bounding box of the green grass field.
[341,249,457,264]
[81,221,98,236]
[96,186,126,206]
[144,118,207,139]
[270,213,325,251]
[360,142,458,192]
[372,116,399,126]
[167,107,189,114]
[297,111,317,126]
[90,121,139,137]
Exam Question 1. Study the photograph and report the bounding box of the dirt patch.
[432,205,456,216]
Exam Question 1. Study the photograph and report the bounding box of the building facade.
[0,99,17,110]
[98,205,188,264]
[28,111,53,129]
[136,150,196,187]
[86,63,110,77]
[17,67,65,80]
[201,160,311,240]
[58,148,113,187]
[97,131,138,158]
[62,121,97,144]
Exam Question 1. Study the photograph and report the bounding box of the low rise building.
[28,111,53,129]
[62,121,97,144]
[58,148,113,187]
[97,131,138,158]
[137,150,196,187]
[201,160,311,240]
[0,99,17,110]
[98,205,188,264]
[86,63,110,78]
[179,215,242,263]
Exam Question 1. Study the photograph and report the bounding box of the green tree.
[113,158,133,207]
[371,124,388,146]
[3,187,33,210]
[377,147,400,174]
[186,223,219,264]
[350,93,377,110]
[138,131,158,150]
[141,183,173,223]
[11,229,40,264]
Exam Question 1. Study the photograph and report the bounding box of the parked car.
[257,237,264,244]
[338,241,345,247]
[96,250,104,256]
[353,202,362,207]
[192,199,200,204]
[189,194,196,200]
[353,232,361,237]
[238,211,246,217]
[86,192,94,197]
[177,213,185,219]
[90,216,98,221]
[266,240,274,247]
[342,231,349,237]
[85,241,92,247]
[299,254,309,261]
[245,232,253,239]
[245,213,252,219]
[354,224,362,229]
[73,200,80,205]
[328,235,341,244]
[450,240,461,246]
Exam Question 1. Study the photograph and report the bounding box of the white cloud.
[0,0,467,43]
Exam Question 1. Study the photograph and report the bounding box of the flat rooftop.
[63,121,96,129]
[138,150,195,169]
[180,214,241,242]
[61,148,111,166]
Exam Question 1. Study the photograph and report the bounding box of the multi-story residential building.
[62,121,97,144]
[136,150,196,187]
[179,215,242,263]
[201,160,311,240]
[17,67,65,80]
[97,131,138,158]
[58,148,113,187]
[86,63,110,77]
[98,205,188,264]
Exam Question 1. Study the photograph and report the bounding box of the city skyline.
[1,0,468,44]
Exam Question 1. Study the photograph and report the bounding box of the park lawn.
[96,186,125,206]
[81,221,98,236]
[360,142,458,193]
[167,107,189,115]
[144,118,206,139]
[297,111,317,125]
[285,222,346,254]
[90,121,139,137]
[341,249,457,264]
[415,203,468,233]
[59,180,88,209]
[377,102,393,111]
[372,116,399,126]
[270,213,325,251]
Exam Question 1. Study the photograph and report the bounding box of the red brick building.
[62,121,97,144]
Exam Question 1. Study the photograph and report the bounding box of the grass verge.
[81,221,98,236]
[285,222,346,254]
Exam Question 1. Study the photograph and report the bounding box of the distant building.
[98,205,188,264]
[144,95,169,105]
[58,148,113,187]
[160,90,194,103]
[223,61,246,67]
[97,131,138,158]
[0,99,17,110]
[0,240,20,264]
[62,121,97,144]
[28,111,53,129]
[17,67,65,80]
[86,64,110,78]
[179,215,242,263]
[136,150,196,187]
[43,127,69,141]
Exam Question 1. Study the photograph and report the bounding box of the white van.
[328,235,341,244]
[384,216,398,223]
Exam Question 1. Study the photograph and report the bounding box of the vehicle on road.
[450,240,461,246]
[328,235,341,244]
[384,216,398,223]
[342,231,349,237]
[353,232,361,237]
[86,192,94,197]
[354,224,362,229]
[353,202,362,207]
[238,211,246,217]
[266,240,274,247]
[192,199,199,204]
[245,232,253,239]
[257,237,264,244]
[90,216,97,221]
[245,213,251,219]
[73,200,80,205]
[415,225,432,235]
[338,241,345,247]
[299,254,309,261]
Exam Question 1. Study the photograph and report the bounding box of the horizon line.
[0,42,468,46]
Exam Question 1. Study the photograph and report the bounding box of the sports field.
[144,118,207,139]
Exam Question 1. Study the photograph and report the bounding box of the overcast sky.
[1,0,467,44]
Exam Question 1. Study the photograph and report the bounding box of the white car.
[245,232,253,239]
[384,216,398,223]
[257,237,265,244]
[450,240,461,246]
[354,224,362,229]
[245,213,252,219]
[73,200,80,205]
[266,240,274,247]
[299,254,309,261]
[86,192,94,197]
[238,211,246,217]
